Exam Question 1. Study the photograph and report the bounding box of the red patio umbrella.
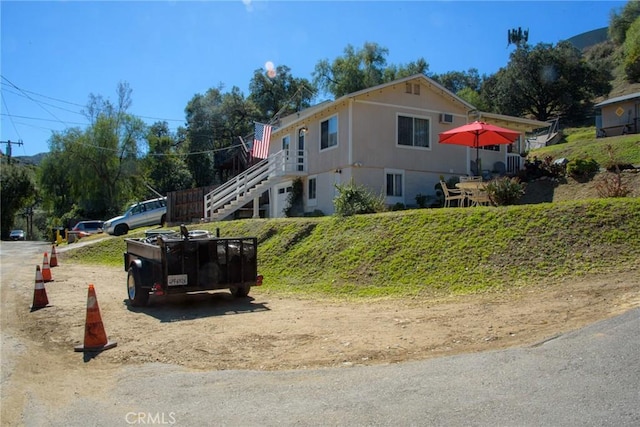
[438,121,521,175]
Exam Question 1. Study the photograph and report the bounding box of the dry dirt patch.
[2,238,639,426]
[5,256,639,372]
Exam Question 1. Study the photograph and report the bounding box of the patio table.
[455,181,490,206]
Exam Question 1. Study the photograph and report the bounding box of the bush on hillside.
[567,158,600,180]
[595,172,632,198]
[521,155,566,181]
[284,178,304,217]
[486,177,526,206]
[333,180,385,216]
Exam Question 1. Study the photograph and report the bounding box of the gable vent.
[439,113,454,124]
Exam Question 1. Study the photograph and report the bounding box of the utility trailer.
[124,225,262,306]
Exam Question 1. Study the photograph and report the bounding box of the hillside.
[66,197,640,298]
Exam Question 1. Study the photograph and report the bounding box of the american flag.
[252,122,272,160]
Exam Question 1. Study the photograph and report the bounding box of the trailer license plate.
[168,274,188,286]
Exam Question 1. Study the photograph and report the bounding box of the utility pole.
[1,140,24,164]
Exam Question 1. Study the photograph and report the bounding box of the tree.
[312,42,389,98]
[248,65,315,122]
[383,58,429,81]
[1,163,36,238]
[482,42,612,123]
[609,0,640,45]
[185,86,259,186]
[143,121,193,194]
[38,82,147,220]
[313,42,429,98]
[431,68,482,93]
[38,134,76,218]
[623,17,640,82]
[184,87,223,188]
[456,87,489,111]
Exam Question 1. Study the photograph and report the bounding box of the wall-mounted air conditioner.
[439,113,454,124]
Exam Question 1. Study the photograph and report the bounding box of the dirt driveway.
[1,247,639,424]
[4,249,639,371]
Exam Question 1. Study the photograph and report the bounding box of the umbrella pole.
[475,134,481,177]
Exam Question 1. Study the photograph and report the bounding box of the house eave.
[594,92,640,108]
[475,112,550,133]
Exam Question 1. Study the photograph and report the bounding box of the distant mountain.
[13,153,48,166]
[566,27,609,51]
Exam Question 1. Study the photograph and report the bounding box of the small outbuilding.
[594,92,640,137]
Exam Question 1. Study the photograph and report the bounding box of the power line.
[1,76,71,128]
[0,113,88,126]
[1,81,85,107]
[2,87,88,116]
[1,94,23,141]
[1,76,185,124]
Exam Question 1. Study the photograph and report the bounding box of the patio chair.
[465,184,492,207]
[493,161,507,176]
[460,176,482,182]
[440,181,466,207]
[470,160,479,176]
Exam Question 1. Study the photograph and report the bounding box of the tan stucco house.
[594,92,640,137]
[204,74,548,220]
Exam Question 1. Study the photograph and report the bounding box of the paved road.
[43,307,637,427]
[2,241,639,426]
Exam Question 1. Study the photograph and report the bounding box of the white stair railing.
[203,149,306,221]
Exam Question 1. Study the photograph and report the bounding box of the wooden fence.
[166,185,217,225]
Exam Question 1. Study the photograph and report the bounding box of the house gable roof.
[274,74,475,133]
[336,73,476,111]
[273,74,549,134]
[594,92,640,108]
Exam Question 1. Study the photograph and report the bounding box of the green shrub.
[486,177,526,206]
[415,193,428,208]
[284,178,304,217]
[567,158,599,179]
[333,181,385,216]
[304,209,325,217]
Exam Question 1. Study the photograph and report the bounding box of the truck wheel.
[114,224,129,236]
[160,214,166,226]
[127,266,149,306]
[231,285,250,298]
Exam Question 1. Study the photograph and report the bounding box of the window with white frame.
[307,177,317,205]
[282,135,290,151]
[397,115,430,148]
[385,170,403,197]
[320,116,338,150]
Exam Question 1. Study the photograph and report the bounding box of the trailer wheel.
[127,266,149,306]
[230,285,250,298]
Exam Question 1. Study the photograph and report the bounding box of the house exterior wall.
[267,76,541,217]
[597,99,640,136]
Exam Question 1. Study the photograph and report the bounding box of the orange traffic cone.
[50,245,58,267]
[41,252,53,282]
[31,265,50,311]
[74,284,117,352]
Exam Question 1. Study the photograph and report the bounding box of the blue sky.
[1,0,626,156]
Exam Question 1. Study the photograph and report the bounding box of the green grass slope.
[532,128,640,166]
[65,198,640,299]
